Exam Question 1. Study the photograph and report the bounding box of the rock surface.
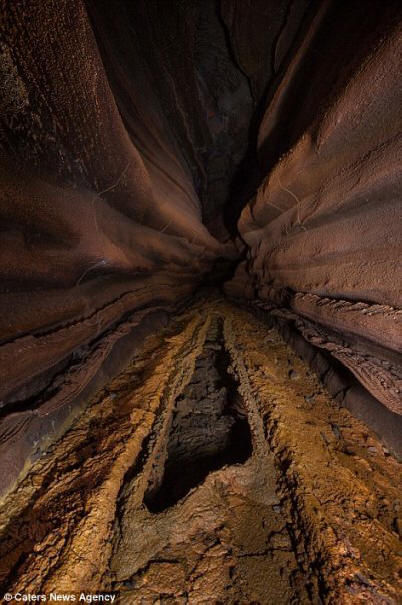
[0,1,401,600]
[0,0,320,493]
[225,0,402,445]
[0,301,400,602]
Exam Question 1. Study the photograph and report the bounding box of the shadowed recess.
[144,319,252,513]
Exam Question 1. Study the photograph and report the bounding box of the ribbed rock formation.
[0,301,400,601]
[224,0,402,455]
[0,0,401,601]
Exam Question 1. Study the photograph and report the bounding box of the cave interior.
[0,0,401,602]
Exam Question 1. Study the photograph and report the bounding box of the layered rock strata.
[225,0,402,445]
[0,0,315,491]
[0,2,400,599]
[0,301,400,602]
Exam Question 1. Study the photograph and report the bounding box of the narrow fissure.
[144,318,252,513]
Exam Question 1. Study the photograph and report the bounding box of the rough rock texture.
[225,0,402,445]
[0,0,316,493]
[144,318,252,513]
[0,1,401,600]
[0,301,400,602]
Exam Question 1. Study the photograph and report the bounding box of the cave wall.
[0,0,223,401]
[225,0,402,441]
[0,0,225,490]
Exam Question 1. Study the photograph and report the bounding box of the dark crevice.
[144,318,252,513]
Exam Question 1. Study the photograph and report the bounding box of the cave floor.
[0,300,401,603]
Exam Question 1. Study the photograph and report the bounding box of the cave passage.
[144,319,252,513]
[0,0,401,602]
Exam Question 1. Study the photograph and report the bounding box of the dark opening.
[144,319,252,513]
